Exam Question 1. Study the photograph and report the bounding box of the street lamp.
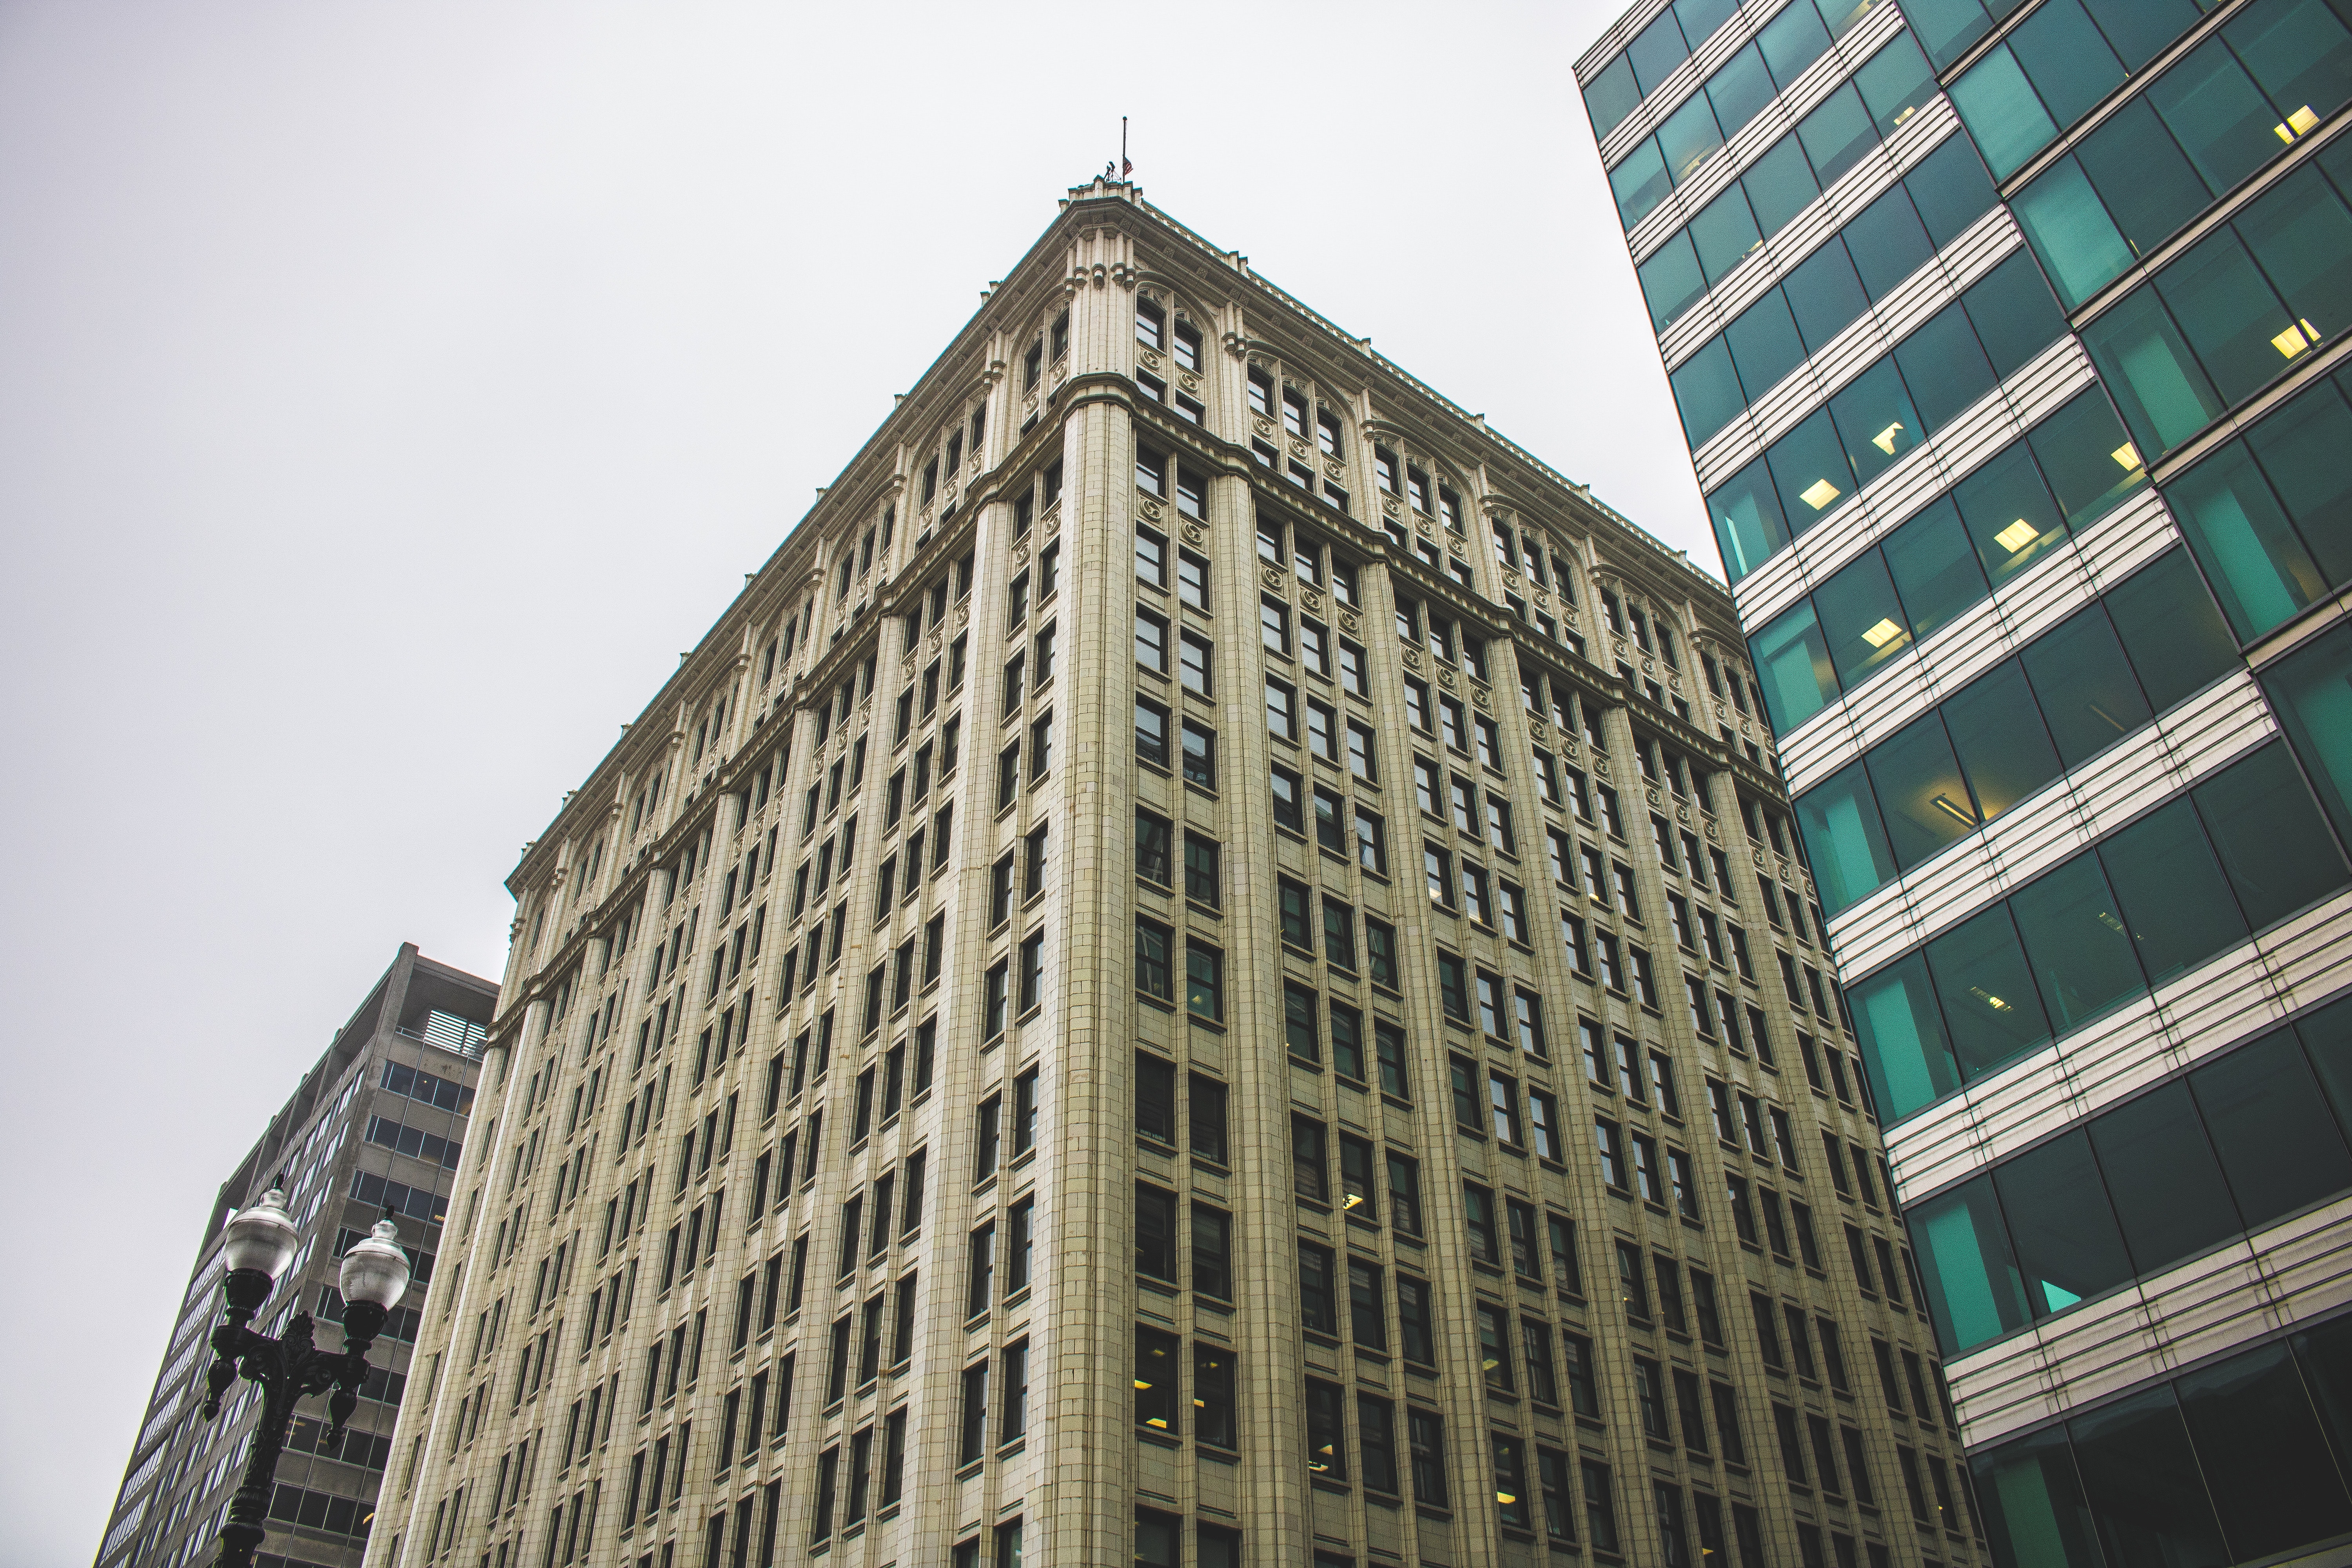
[198,1187,412,1568]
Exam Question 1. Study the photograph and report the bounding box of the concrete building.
[96,945,495,1568]
[1579,0,2352,1561]
[372,178,1947,1568]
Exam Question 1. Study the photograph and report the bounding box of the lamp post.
[197,1187,412,1568]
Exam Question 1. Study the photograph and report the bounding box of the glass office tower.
[1581,0,2352,1562]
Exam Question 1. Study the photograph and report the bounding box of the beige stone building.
[370,179,1964,1568]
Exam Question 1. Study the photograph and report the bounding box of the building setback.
[95,944,495,1568]
[1580,0,2352,1561]
[372,178,1944,1568]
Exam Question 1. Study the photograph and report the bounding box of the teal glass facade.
[1585,0,2352,1547]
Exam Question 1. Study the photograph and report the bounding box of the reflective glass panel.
[1950,47,2058,180]
[2065,1387,2229,1568]
[2017,604,2149,768]
[2247,372,2352,584]
[1710,455,1792,582]
[2098,797,2246,984]
[1941,661,2061,821]
[1842,184,1935,300]
[2154,227,2301,408]
[2191,741,2350,928]
[1766,408,1855,527]
[2175,1340,2352,1558]
[2011,0,2125,128]
[2089,1082,2241,1276]
[1893,299,1998,434]
[2148,38,2284,197]
[1744,135,1823,236]
[2191,1029,2352,1229]
[1639,232,1708,332]
[2261,622,2352,846]
[1751,599,1837,733]
[2166,440,2323,635]
[1865,712,1976,868]
[1884,497,1988,642]
[1953,442,2066,588]
[1972,1426,2103,1568]
[2082,286,2226,458]
[1853,955,1962,1118]
[1796,84,1878,188]
[2009,855,2145,1031]
[1992,1130,2133,1315]
[1924,904,2052,1078]
[1797,760,1897,914]
[1828,358,1921,492]
[1814,548,1912,686]
[1908,1178,2031,1353]
[2101,549,2239,711]
[1690,186,1766,286]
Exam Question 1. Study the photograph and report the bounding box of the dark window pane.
[1908,1177,2033,1355]
[1612,140,1673,231]
[2262,621,2352,847]
[2102,550,2239,712]
[1744,135,1824,238]
[1962,250,2070,380]
[1893,300,1998,436]
[1626,8,1691,93]
[2098,797,2247,984]
[1950,47,2059,180]
[1726,291,1809,404]
[1690,185,1766,286]
[1854,32,1937,138]
[2167,440,2325,637]
[1942,661,2062,822]
[2010,855,2146,1031]
[2027,387,2149,531]
[2013,0,2125,128]
[1710,454,1793,583]
[1797,83,1878,188]
[1639,232,1709,332]
[1904,133,2000,248]
[2082,287,2226,459]
[2225,0,2352,134]
[1766,407,1857,530]
[1797,759,1898,915]
[1864,711,1977,869]
[2014,156,2137,311]
[1972,1426,2103,1568]
[2149,37,2283,197]
[2089,1081,2241,1276]
[2291,1312,2352,1463]
[1584,55,1642,141]
[2191,741,2351,929]
[1707,44,1779,139]
[2019,604,2151,768]
[1659,93,1729,188]
[2248,368,2352,588]
[1924,903,2053,1078]
[1992,1130,2135,1316]
[2190,1029,2352,1230]
[2078,0,2199,70]
[2155,227,2301,410]
[1814,548,1914,686]
[1842,186,1935,301]
[1882,497,1987,642]
[1953,442,2067,588]
[1784,242,1870,353]
[1852,953,1965,1118]
[1906,0,1995,68]
[2065,1385,2228,1568]
[2241,165,2352,348]
[1828,358,1923,492]
[2176,1340,2352,1557]
[2079,98,2211,260]
[2292,995,2352,1145]
[1672,338,1748,446]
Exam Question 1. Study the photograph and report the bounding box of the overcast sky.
[0,2,1704,1559]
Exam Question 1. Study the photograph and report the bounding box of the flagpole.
[1122,116,1130,180]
